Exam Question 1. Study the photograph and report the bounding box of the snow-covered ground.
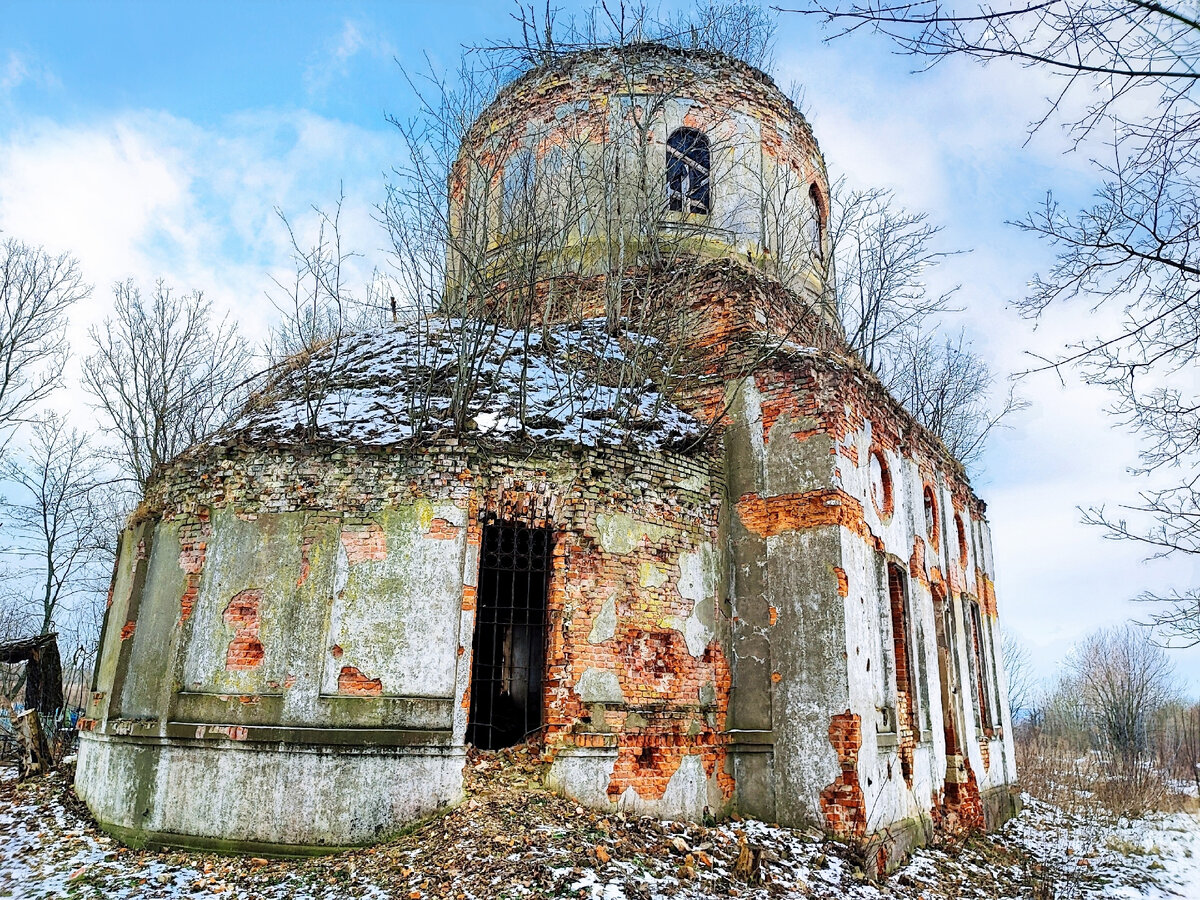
[2,763,1199,899]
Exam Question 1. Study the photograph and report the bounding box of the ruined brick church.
[76,44,1018,867]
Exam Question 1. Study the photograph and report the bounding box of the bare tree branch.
[0,238,89,451]
[83,280,249,493]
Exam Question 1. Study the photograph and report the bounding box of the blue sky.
[3,1,1196,690]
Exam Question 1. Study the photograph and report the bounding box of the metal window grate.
[667,128,711,214]
[466,522,552,750]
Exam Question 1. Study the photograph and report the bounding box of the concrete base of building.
[546,746,729,821]
[75,731,464,852]
[867,785,1022,876]
[981,783,1023,831]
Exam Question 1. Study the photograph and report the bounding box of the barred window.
[666,128,711,214]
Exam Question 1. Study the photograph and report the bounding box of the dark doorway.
[466,522,552,750]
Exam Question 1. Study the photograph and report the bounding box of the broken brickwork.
[222,589,264,671]
[819,711,866,837]
[77,43,1017,857]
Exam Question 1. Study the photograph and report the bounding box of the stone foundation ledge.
[863,785,1023,877]
[75,730,465,852]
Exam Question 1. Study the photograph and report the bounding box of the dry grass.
[1016,732,1185,820]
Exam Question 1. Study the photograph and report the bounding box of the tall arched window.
[666,128,711,214]
[809,183,825,259]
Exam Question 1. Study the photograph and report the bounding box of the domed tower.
[76,44,1017,868]
[447,44,836,326]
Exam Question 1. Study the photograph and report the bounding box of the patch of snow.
[229,319,704,452]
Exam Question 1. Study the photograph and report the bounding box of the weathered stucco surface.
[77,44,1017,867]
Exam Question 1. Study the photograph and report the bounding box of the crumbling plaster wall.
[452,45,832,310]
[78,438,730,848]
[722,345,1017,850]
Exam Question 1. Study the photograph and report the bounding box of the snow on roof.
[223,318,704,452]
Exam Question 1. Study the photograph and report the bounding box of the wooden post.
[13,709,52,778]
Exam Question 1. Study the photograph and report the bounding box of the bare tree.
[782,0,1200,640]
[383,21,829,444]
[887,328,1028,467]
[826,183,1023,465]
[487,1,777,71]
[0,238,89,450]
[828,182,959,372]
[264,187,379,439]
[1001,629,1036,726]
[1067,624,1178,760]
[0,415,111,641]
[1168,700,1200,799]
[82,279,249,493]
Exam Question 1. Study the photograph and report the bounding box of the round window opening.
[955,514,969,568]
[923,486,940,549]
[869,449,893,519]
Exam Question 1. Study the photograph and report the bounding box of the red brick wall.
[223,589,265,671]
[887,566,917,788]
[820,711,866,837]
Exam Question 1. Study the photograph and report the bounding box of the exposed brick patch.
[887,565,917,788]
[203,724,249,741]
[980,738,991,773]
[330,644,344,658]
[425,517,462,540]
[833,566,849,597]
[338,666,383,695]
[607,741,686,801]
[223,589,264,671]
[177,513,211,626]
[909,537,929,589]
[935,755,986,834]
[297,534,314,586]
[819,711,866,837]
[617,629,694,701]
[119,621,136,641]
[976,569,998,617]
[297,513,339,587]
[768,606,779,626]
[735,489,871,541]
[340,522,386,564]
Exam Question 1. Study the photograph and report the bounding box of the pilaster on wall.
[722,367,853,827]
[724,381,774,735]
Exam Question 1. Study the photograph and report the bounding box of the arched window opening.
[666,128,711,214]
[923,485,940,550]
[955,513,969,569]
[869,448,894,520]
[968,599,994,732]
[809,183,826,259]
[887,562,919,786]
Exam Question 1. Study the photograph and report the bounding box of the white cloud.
[304,19,396,98]
[0,50,58,96]
[0,108,395,427]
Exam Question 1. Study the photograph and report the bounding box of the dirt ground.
[2,746,1198,899]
